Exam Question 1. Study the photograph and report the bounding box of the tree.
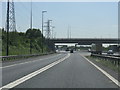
[26,28,42,39]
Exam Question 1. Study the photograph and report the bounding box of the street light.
[42,11,47,53]
[30,0,32,54]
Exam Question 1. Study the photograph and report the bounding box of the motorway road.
[2,51,118,88]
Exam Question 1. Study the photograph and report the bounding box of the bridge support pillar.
[75,44,78,51]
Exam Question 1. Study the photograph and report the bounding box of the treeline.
[1,28,54,56]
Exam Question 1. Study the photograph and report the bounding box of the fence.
[91,54,120,66]
[1,52,54,61]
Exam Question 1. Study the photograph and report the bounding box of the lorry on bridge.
[91,43,102,55]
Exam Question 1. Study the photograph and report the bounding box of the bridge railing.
[91,54,120,66]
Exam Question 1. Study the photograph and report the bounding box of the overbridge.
[50,38,119,45]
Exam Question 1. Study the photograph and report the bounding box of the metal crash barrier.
[91,54,120,66]
[1,52,54,61]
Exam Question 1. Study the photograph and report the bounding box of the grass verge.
[86,56,120,73]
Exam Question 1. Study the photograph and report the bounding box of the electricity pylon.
[6,0,16,56]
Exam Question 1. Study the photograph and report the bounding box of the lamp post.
[6,0,9,56]
[30,1,32,54]
[42,11,47,53]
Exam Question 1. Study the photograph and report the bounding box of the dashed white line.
[0,53,70,89]
[81,55,120,87]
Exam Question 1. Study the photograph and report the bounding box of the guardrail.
[1,52,54,61]
[91,54,120,66]
[108,54,120,57]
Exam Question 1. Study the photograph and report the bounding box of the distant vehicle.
[56,50,59,52]
[91,43,102,55]
[78,49,80,51]
[109,45,118,53]
[88,48,91,52]
[66,48,69,51]
[107,50,113,55]
[70,49,73,53]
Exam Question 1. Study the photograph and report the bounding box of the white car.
[88,49,91,52]
[107,50,113,54]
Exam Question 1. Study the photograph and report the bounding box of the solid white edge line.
[81,55,120,87]
[1,54,61,69]
[0,53,70,89]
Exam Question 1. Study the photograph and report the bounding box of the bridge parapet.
[50,38,119,45]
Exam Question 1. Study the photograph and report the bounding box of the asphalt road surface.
[2,51,118,88]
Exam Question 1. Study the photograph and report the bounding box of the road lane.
[2,53,60,67]
[14,52,118,88]
[2,53,67,86]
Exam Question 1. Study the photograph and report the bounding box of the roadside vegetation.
[0,28,2,56]
[86,56,120,73]
[1,28,53,56]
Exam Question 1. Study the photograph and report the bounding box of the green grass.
[2,44,41,56]
[86,56,120,73]
[0,39,2,56]
[1,28,53,56]
[2,45,49,56]
[2,38,50,56]
[2,46,49,56]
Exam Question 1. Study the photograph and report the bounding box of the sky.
[1,1,118,38]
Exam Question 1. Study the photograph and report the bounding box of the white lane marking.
[1,54,61,69]
[81,55,120,87]
[0,53,70,89]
